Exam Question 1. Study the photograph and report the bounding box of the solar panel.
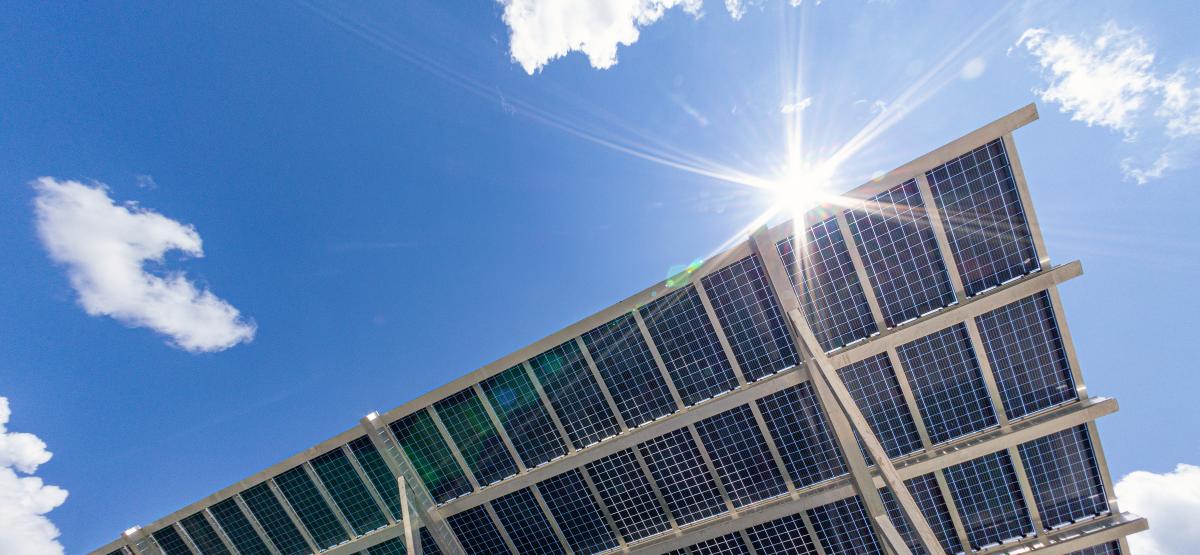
[491,487,566,554]
[585,448,671,540]
[434,388,519,486]
[942,450,1034,549]
[756,382,847,488]
[693,405,788,507]
[209,499,272,555]
[446,505,509,555]
[976,292,1077,419]
[896,324,998,444]
[529,340,622,449]
[879,474,964,555]
[836,353,923,458]
[389,410,472,504]
[637,428,727,525]
[808,496,883,555]
[700,254,800,381]
[582,313,678,427]
[310,447,388,535]
[273,466,348,549]
[480,365,568,468]
[180,513,230,555]
[240,483,310,555]
[1018,426,1109,529]
[151,526,192,555]
[744,513,819,555]
[639,286,738,405]
[538,469,619,554]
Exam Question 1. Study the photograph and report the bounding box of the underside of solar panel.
[92,104,1146,555]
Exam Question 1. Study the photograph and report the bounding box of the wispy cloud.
[33,178,256,353]
[0,396,68,555]
[780,97,812,114]
[1016,22,1200,183]
[1116,464,1200,554]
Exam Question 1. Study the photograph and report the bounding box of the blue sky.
[1,1,1198,553]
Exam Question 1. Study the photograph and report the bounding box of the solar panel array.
[94,112,1136,555]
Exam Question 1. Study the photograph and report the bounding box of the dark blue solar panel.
[639,286,738,406]
[943,450,1033,549]
[364,537,406,555]
[879,473,964,555]
[434,388,518,486]
[694,405,788,507]
[274,467,348,550]
[845,179,956,327]
[446,506,510,555]
[529,340,621,449]
[152,526,193,555]
[240,484,310,555]
[1018,426,1109,529]
[491,488,565,555]
[309,447,387,536]
[419,528,442,555]
[701,254,800,381]
[926,139,1039,296]
[1067,541,1122,555]
[637,428,726,525]
[538,469,618,554]
[209,499,272,555]
[585,449,670,540]
[976,292,1077,419]
[389,411,472,504]
[776,218,878,352]
[691,532,751,554]
[480,365,567,469]
[756,383,847,488]
[836,353,923,458]
[896,324,997,444]
[745,513,819,555]
[807,496,883,555]
[582,314,677,427]
[180,513,231,555]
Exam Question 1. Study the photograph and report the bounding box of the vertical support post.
[399,477,416,555]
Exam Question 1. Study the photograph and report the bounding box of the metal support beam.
[174,522,204,555]
[523,361,578,455]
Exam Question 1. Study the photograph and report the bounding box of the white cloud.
[1121,152,1172,185]
[780,97,812,114]
[0,397,68,555]
[498,0,703,74]
[960,57,986,80]
[33,178,256,353]
[1115,464,1200,555]
[1157,70,1200,137]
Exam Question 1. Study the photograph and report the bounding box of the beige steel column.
[398,477,416,555]
[1002,133,1050,267]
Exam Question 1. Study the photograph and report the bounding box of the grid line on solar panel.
[446,505,511,555]
[879,473,964,555]
[836,353,923,458]
[700,254,800,382]
[529,340,621,449]
[756,382,848,488]
[807,496,883,555]
[209,499,273,555]
[694,405,788,507]
[845,179,956,327]
[896,324,998,444]
[582,313,679,427]
[1017,426,1109,530]
[433,388,519,486]
[364,537,406,555]
[311,447,388,536]
[584,448,671,541]
[152,525,193,555]
[690,532,751,555]
[274,467,349,549]
[346,437,403,521]
[480,365,568,468]
[638,286,739,406]
[926,139,1039,296]
[776,219,878,352]
[943,450,1034,549]
[637,428,727,525]
[419,528,442,555]
[180,513,231,555]
[490,487,566,555]
[537,468,620,554]
[1066,541,1122,555]
[240,484,311,555]
[976,292,1077,419]
[389,410,473,504]
[744,513,819,555]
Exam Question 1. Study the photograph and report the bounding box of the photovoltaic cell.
[529,340,621,449]
[389,410,473,504]
[845,179,956,327]
[446,506,510,555]
[582,313,678,427]
[943,450,1033,549]
[976,292,1077,419]
[209,498,272,555]
[491,488,566,555]
[745,513,819,555]
[776,219,878,352]
[433,388,518,486]
[700,254,800,381]
[807,496,883,555]
[585,448,670,540]
[365,538,406,555]
[756,382,847,488]
[153,526,193,555]
[274,467,349,549]
[1018,426,1109,529]
[637,428,726,525]
[240,484,311,555]
[310,448,387,536]
[481,365,567,468]
[879,473,964,555]
[690,532,751,555]
[836,353,923,458]
[180,513,230,555]
[639,286,738,406]
[694,405,787,507]
[1067,541,1122,555]
[537,469,619,554]
[926,139,1039,296]
[346,436,403,521]
[419,528,441,555]
[896,324,997,444]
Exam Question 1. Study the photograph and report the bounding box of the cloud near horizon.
[33,178,256,353]
[0,396,68,555]
[1115,463,1200,554]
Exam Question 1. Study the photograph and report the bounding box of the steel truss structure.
[91,104,1146,555]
